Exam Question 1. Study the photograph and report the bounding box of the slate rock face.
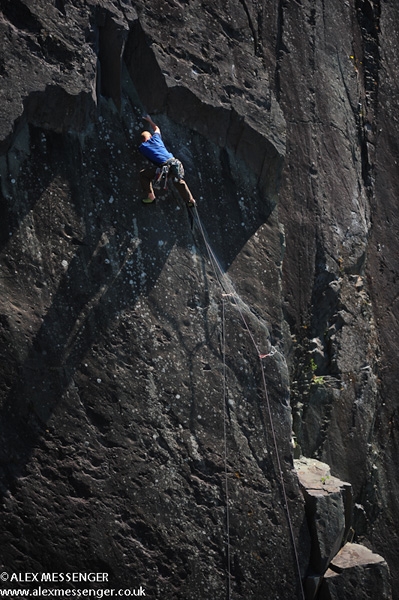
[0,1,398,599]
[276,3,398,595]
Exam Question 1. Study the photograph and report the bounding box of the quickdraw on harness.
[153,158,185,190]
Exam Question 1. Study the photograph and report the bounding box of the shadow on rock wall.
[0,81,280,502]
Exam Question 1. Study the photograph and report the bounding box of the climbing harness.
[153,165,169,190]
[152,158,185,190]
[191,205,306,600]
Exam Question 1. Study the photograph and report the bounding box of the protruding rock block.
[294,457,352,574]
[319,543,392,600]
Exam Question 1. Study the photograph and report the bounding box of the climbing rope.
[192,205,306,600]
[193,206,232,596]
[221,297,232,600]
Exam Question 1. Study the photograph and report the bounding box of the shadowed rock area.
[0,1,398,598]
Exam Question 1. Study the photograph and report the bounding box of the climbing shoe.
[142,197,155,204]
[187,199,196,207]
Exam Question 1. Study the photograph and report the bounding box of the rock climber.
[138,115,196,207]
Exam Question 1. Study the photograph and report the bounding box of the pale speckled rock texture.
[0,1,398,599]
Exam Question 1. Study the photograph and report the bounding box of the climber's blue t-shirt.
[139,133,173,165]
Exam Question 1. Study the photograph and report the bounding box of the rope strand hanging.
[192,205,305,600]
[222,297,232,600]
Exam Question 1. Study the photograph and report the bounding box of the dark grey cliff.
[0,1,397,599]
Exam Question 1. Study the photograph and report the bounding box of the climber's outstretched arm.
[143,114,160,135]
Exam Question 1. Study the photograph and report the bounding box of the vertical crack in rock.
[96,11,126,110]
[237,0,260,56]
[274,0,288,103]
[353,0,381,194]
